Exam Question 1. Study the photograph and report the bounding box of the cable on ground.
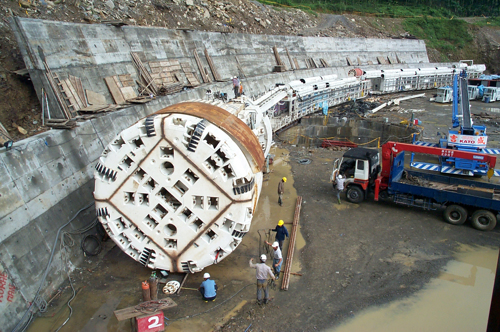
[11,201,95,332]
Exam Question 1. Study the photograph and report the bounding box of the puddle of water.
[255,146,304,273]
[329,246,498,332]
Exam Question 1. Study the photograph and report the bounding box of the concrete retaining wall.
[1,17,442,331]
[11,17,429,118]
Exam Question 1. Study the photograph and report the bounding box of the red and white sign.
[448,134,487,148]
[0,270,16,308]
[137,311,164,332]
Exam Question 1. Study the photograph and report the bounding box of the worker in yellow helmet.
[278,177,287,206]
[271,220,289,251]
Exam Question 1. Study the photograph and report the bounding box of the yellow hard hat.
[278,220,284,226]
[282,177,287,182]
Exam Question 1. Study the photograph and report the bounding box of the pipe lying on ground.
[281,196,302,291]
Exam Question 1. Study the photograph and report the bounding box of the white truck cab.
[331,148,381,203]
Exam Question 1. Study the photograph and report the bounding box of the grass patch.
[473,17,500,27]
[256,1,453,18]
[403,17,473,56]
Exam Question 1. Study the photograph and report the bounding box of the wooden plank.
[61,79,83,112]
[204,48,222,82]
[176,273,189,296]
[46,69,71,119]
[105,76,126,104]
[377,56,387,64]
[121,86,137,100]
[114,298,177,321]
[113,75,123,88]
[86,89,107,105]
[193,50,210,83]
[273,45,284,67]
[286,48,294,70]
[0,121,12,146]
[69,75,87,107]
[293,58,299,69]
[65,78,85,109]
[119,74,132,81]
[234,55,246,78]
[79,104,110,112]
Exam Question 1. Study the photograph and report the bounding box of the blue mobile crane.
[411,69,500,176]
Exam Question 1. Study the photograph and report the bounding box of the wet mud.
[27,94,500,331]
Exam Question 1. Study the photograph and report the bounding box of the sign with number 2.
[137,311,164,332]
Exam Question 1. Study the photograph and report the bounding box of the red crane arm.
[380,141,497,179]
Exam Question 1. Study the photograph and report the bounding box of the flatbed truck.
[333,141,500,231]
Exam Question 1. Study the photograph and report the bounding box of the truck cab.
[435,87,453,103]
[482,87,498,103]
[332,148,380,203]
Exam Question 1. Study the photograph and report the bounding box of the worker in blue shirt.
[271,219,289,251]
[198,273,217,302]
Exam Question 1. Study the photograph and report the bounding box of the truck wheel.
[379,190,389,200]
[471,210,497,231]
[443,205,467,225]
[346,186,364,204]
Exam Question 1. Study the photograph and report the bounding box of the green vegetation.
[257,0,499,61]
[473,16,500,26]
[258,0,499,18]
[403,17,473,56]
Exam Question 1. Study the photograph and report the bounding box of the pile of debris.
[335,100,382,118]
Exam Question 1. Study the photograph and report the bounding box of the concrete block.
[0,143,41,180]
[14,168,52,202]
[2,223,44,259]
[81,137,104,163]
[64,147,92,174]
[0,159,13,184]
[0,181,25,221]
[0,204,32,242]
[11,245,50,297]
[0,262,27,332]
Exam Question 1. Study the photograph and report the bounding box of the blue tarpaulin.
[479,74,500,80]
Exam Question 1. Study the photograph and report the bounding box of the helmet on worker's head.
[338,174,343,179]
[278,220,284,226]
[282,177,287,182]
[203,273,210,279]
[260,254,267,262]
[272,241,279,248]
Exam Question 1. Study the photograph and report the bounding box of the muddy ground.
[27,95,500,331]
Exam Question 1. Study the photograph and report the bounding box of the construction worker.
[232,76,240,98]
[249,254,275,305]
[278,177,286,206]
[198,272,217,302]
[334,173,345,204]
[265,241,283,279]
[271,220,289,251]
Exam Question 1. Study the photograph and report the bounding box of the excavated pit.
[278,116,419,148]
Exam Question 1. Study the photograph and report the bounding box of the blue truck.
[335,141,500,231]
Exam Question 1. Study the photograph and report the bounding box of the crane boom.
[382,141,497,179]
